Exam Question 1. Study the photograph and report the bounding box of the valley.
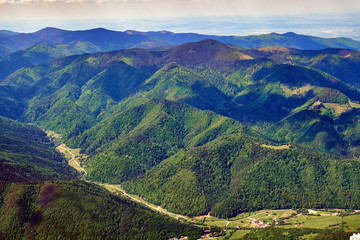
[53,139,192,221]
[0,117,202,239]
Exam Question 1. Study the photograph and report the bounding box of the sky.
[0,0,360,40]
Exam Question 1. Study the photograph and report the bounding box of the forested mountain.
[0,180,201,239]
[67,100,360,217]
[242,47,360,87]
[0,42,101,80]
[0,30,18,37]
[124,135,360,218]
[1,39,358,155]
[66,99,256,183]
[0,27,168,59]
[1,37,360,221]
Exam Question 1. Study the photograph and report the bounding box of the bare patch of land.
[56,144,87,176]
[261,144,290,150]
[280,84,313,97]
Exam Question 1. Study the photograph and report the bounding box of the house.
[202,226,211,233]
[251,220,268,228]
[350,233,360,240]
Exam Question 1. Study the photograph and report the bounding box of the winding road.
[57,145,87,175]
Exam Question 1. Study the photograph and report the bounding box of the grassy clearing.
[261,144,290,150]
[204,220,229,228]
[282,215,342,229]
[217,229,251,240]
[279,210,297,218]
[280,84,313,97]
[229,229,251,239]
[56,144,72,159]
[57,144,83,158]
[349,101,360,108]
[302,233,320,239]
[344,214,360,231]
[206,209,294,229]
[45,129,61,139]
[322,102,351,115]
[228,218,252,228]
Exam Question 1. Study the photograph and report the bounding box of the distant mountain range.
[1,27,360,61]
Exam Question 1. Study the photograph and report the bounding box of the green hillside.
[243,47,360,87]
[0,180,201,239]
[3,52,151,139]
[0,115,202,239]
[122,132,360,218]
[265,109,346,155]
[0,39,359,154]
[67,99,252,183]
[0,116,76,181]
[0,42,100,80]
[65,99,360,218]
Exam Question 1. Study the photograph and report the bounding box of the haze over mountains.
[1,27,360,59]
[1,27,360,238]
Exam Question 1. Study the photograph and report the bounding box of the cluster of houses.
[201,226,213,239]
[251,220,269,228]
[350,233,360,240]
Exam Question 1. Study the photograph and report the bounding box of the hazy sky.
[0,0,360,39]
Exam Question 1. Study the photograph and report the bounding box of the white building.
[350,233,360,240]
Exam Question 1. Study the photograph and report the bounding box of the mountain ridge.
[1,27,360,61]
[1,39,359,156]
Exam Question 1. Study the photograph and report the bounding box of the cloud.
[0,0,359,22]
[0,0,145,2]
[320,30,334,34]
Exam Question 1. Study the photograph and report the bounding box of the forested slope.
[0,116,75,181]
[0,180,201,239]
[0,116,202,239]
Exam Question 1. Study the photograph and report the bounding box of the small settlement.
[251,220,270,228]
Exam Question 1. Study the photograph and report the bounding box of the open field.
[344,214,360,231]
[201,209,360,239]
[281,214,342,229]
